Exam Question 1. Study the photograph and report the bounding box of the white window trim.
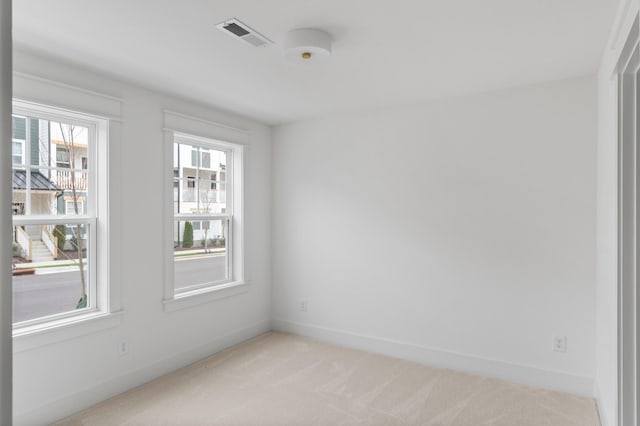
[163,111,246,311]
[12,102,101,328]
[12,74,123,349]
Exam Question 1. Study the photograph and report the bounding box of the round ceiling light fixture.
[283,28,332,63]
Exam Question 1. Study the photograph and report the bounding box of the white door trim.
[0,0,12,424]
[617,14,640,426]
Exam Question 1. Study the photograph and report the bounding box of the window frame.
[11,99,112,333]
[172,134,234,293]
[162,112,246,311]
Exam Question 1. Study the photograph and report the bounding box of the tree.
[53,224,67,251]
[58,123,88,309]
[199,181,215,253]
[183,221,194,248]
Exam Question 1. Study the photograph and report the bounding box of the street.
[13,255,226,323]
[175,254,227,290]
[13,269,82,323]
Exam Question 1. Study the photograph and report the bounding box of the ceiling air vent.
[216,18,273,48]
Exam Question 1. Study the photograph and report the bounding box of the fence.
[41,225,58,259]
[15,226,32,261]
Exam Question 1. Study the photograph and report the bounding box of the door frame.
[617,14,640,426]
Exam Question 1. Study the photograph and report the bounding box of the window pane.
[56,147,70,164]
[173,143,179,168]
[198,180,224,212]
[12,116,26,140]
[12,223,91,323]
[11,117,90,217]
[174,178,227,214]
[12,141,23,167]
[174,179,195,214]
[201,151,211,169]
[11,104,102,328]
[12,141,22,155]
[217,152,227,171]
[175,143,194,171]
[11,168,62,216]
[172,139,232,294]
[51,122,90,216]
[174,219,228,291]
[54,168,88,196]
[65,200,86,215]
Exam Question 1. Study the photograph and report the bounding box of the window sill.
[164,281,249,312]
[13,310,123,353]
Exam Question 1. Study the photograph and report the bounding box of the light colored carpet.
[55,332,600,425]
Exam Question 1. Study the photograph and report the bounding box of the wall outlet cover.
[553,335,567,353]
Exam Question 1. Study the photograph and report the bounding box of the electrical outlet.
[118,340,129,356]
[553,336,567,353]
[299,299,308,312]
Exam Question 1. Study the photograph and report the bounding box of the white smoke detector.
[216,18,273,48]
[283,28,332,63]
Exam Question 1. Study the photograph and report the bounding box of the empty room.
[0,0,637,425]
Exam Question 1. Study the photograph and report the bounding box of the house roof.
[12,170,62,191]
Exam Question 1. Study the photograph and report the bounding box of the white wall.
[12,49,272,424]
[272,76,598,396]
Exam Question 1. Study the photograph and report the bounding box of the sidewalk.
[174,248,226,261]
[14,258,80,269]
[14,247,227,270]
[13,258,82,275]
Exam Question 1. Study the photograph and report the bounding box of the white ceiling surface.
[13,0,618,125]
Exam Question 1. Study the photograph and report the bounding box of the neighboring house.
[11,114,88,260]
[12,169,62,263]
[173,143,227,246]
[12,169,61,217]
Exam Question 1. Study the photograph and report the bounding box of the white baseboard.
[594,381,613,426]
[15,319,271,426]
[273,318,595,397]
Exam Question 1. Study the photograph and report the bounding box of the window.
[191,148,198,167]
[166,128,244,304]
[56,146,70,168]
[12,116,26,166]
[163,111,245,310]
[190,147,213,168]
[12,202,25,216]
[172,136,231,294]
[12,140,24,166]
[173,169,179,189]
[201,150,211,169]
[11,101,108,329]
[65,200,85,215]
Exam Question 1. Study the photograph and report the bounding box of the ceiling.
[13,0,619,125]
